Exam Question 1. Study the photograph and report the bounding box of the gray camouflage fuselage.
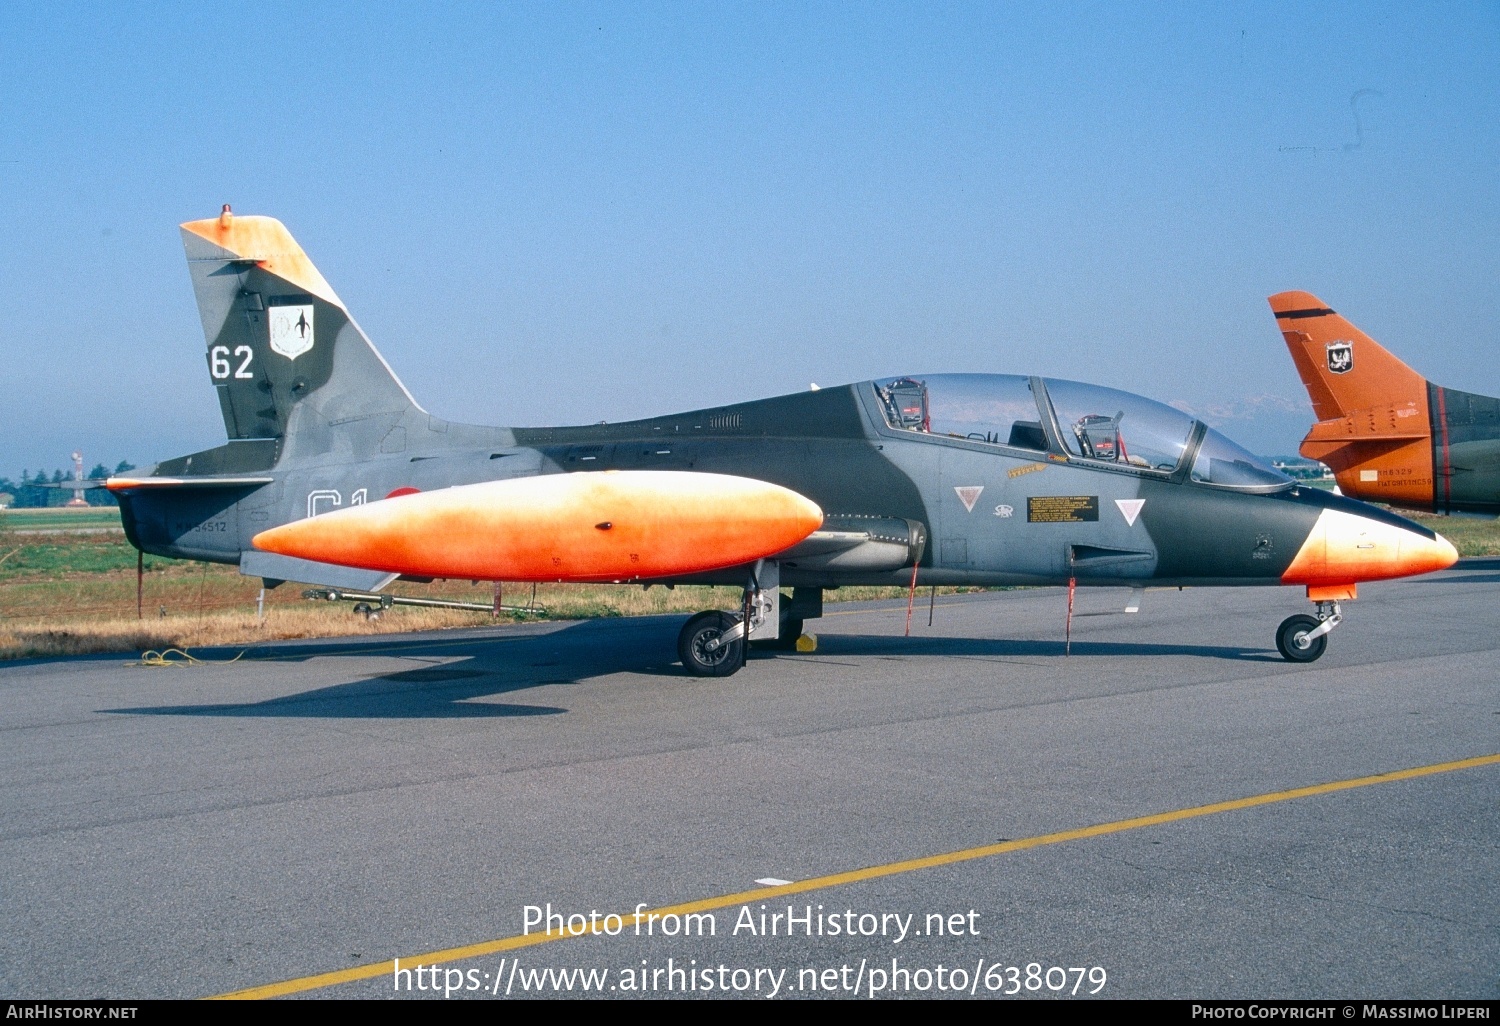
[114,214,1440,608]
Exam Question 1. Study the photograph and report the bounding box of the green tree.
[87,464,122,506]
[16,471,47,508]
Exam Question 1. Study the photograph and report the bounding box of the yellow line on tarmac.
[212,751,1500,1000]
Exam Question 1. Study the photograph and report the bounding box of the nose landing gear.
[678,561,777,677]
[1276,600,1342,662]
[677,568,825,676]
[677,610,745,677]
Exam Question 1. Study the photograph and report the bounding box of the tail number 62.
[210,345,254,380]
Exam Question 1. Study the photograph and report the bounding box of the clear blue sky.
[2,2,1495,475]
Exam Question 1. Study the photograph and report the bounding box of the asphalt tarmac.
[1,563,1497,1000]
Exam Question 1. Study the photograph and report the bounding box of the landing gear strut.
[677,561,781,677]
[1276,601,1342,663]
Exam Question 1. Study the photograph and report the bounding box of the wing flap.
[240,552,399,592]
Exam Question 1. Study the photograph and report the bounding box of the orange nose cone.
[1399,529,1459,577]
[1282,508,1459,587]
[253,471,824,583]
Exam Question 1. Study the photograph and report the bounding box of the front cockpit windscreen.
[874,373,1293,491]
[1044,378,1195,472]
[874,375,1048,451]
[1190,430,1293,490]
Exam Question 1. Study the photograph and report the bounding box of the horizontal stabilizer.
[1299,402,1431,463]
[240,551,399,592]
[109,476,275,491]
[1302,422,1427,443]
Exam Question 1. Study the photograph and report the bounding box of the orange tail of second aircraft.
[1269,291,1436,509]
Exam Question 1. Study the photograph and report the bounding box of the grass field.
[2,503,1495,661]
[1397,510,1500,556]
[0,515,966,660]
[2,507,122,532]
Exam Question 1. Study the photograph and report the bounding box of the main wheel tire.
[678,611,744,677]
[1276,614,1327,662]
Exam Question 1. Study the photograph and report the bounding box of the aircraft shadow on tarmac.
[812,634,1273,662]
[102,615,1275,720]
[103,666,569,719]
[1412,573,1500,584]
[1409,559,1500,585]
[102,618,681,719]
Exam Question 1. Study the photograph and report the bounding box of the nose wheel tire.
[1276,614,1327,663]
[678,611,744,677]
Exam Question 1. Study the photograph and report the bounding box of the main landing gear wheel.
[1276,614,1327,663]
[678,611,744,677]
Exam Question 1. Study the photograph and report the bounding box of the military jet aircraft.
[109,210,1458,672]
[1271,291,1500,515]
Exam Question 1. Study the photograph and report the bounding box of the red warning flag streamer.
[1065,576,1077,656]
[903,560,920,637]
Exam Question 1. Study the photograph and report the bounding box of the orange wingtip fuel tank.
[1280,507,1457,588]
[252,471,824,583]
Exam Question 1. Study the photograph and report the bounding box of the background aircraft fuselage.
[1273,291,1500,516]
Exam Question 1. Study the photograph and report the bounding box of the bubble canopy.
[872,374,1291,492]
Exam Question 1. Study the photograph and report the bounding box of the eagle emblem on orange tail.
[1326,341,1353,374]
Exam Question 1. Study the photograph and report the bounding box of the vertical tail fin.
[1270,290,1443,510]
[181,207,421,459]
[1268,291,1427,420]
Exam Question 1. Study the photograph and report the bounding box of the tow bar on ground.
[302,588,544,618]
